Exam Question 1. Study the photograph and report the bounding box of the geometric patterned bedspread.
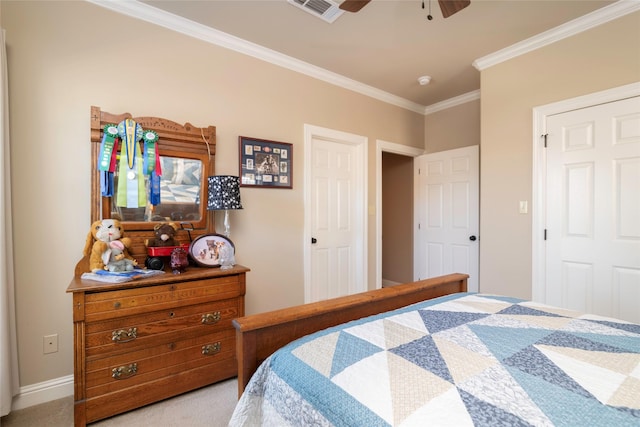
[229,293,640,426]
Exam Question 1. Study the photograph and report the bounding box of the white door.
[305,125,367,303]
[545,96,640,322]
[416,146,479,292]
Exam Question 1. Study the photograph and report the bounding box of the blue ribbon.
[100,171,114,197]
[149,172,161,206]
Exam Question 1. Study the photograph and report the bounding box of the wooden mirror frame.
[90,106,216,235]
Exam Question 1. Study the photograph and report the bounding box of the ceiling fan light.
[418,76,431,86]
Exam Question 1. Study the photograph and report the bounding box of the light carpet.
[1,378,238,427]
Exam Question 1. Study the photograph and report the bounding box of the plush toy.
[102,240,137,272]
[145,222,179,247]
[83,219,137,272]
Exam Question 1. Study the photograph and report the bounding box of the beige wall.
[425,99,480,153]
[2,2,424,387]
[480,12,640,298]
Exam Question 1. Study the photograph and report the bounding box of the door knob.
[311,237,317,244]
[469,235,477,241]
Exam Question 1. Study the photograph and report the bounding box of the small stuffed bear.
[83,219,137,272]
[145,222,179,247]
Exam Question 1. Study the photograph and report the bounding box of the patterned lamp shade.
[207,175,243,210]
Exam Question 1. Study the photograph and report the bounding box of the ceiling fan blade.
[339,0,371,13]
[438,0,470,18]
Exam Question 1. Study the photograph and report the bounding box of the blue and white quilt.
[229,293,640,426]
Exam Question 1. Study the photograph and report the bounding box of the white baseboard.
[382,279,401,287]
[11,375,73,411]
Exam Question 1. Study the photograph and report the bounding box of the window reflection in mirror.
[111,156,203,223]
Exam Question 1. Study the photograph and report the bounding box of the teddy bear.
[83,219,137,272]
[145,222,179,247]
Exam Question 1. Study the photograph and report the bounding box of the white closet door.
[545,96,640,322]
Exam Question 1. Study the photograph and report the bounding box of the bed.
[230,274,640,426]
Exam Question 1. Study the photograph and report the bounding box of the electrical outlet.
[43,334,58,354]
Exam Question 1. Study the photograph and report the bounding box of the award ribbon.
[151,149,162,205]
[149,173,161,206]
[143,130,159,175]
[101,137,119,196]
[155,148,162,176]
[100,170,112,197]
[98,124,118,171]
[116,119,146,208]
[143,130,162,205]
[134,142,146,207]
[118,119,142,169]
[99,125,119,197]
[109,138,119,173]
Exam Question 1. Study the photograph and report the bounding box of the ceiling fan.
[339,0,471,18]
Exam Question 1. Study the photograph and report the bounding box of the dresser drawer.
[84,356,237,424]
[84,275,243,322]
[85,298,239,357]
[85,329,235,398]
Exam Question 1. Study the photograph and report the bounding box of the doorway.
[376,140,424,289]
[381,152,414,286]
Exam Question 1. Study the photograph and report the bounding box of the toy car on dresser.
[144,222,190,273]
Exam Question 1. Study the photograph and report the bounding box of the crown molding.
[424,90,480,115]
[473,0,640,71]
[86,0,426,114]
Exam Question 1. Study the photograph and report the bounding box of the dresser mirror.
[90,106,216,233]
[111,153,204,223]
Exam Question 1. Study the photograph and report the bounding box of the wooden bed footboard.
[232,273,468,396]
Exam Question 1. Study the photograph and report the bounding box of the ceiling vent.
[288,0,345,23]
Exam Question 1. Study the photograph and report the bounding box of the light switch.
[519,201,528,214]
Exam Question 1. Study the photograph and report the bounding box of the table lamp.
[207,175,243,238]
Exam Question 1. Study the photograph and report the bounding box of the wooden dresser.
[66,264,249,426]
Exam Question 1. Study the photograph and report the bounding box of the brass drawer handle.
[112,327,137,343]
[202,342,221,356]
[201,312,221,325]
[112,363,137,380]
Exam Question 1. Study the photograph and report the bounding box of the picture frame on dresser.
[189,233,235,267]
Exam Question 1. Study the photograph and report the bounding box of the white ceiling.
[136,0,618,109]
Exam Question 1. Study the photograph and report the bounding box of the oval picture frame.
[188,233,235,268]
